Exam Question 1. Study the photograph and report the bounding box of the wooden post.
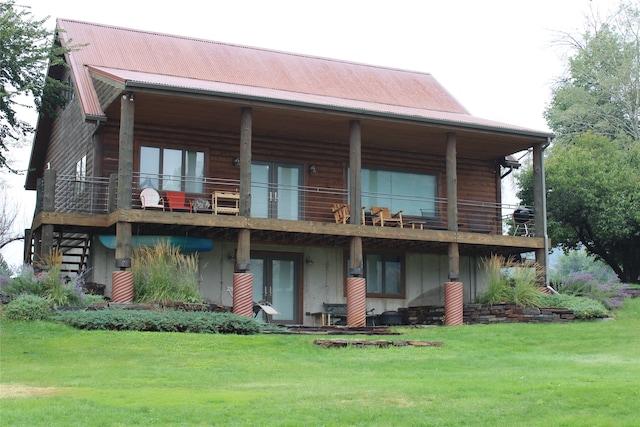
[446,133,460,280]
[115,93,134,269]
[117,93,134,210]
[446,133,458,233]
[115,222,132,266]
[236,107,252,273]
[533,143,546,270]
[348,120,365,326]
[40,169,56,261]
[108,174,118,212]
[349,120,362,225]
[42,169,56,212]
[23,228,31,265]
[234,108,253,315]
[239,107,252,217]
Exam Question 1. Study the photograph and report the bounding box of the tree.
[518,2,640,284]
[0,0,70,173]
[545,2,640,144]
[551,246,619,285]
[0,179,24,251]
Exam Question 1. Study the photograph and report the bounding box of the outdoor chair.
[370,206,403,227]
[332,204,367,224]
[213,191,240,215]
[139,188,165,211]
[165,191,192,213]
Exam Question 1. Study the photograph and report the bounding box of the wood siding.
[45,92,96,178]
[93,120,497,227]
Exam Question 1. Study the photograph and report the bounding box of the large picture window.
[347,253,404,298]
[139,146,205,193]
[361,169,437,217]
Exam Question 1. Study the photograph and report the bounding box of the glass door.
[251,253,301,324]
[251,162,302,220]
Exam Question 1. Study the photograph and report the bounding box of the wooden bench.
[310,303,347,326]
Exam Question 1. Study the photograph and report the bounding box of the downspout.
[541,137,557,294]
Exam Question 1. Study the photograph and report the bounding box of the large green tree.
[0,0,69,172]
[519,2,640,283]
[545,2,640,144]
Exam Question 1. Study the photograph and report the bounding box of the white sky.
[1,0,617,268]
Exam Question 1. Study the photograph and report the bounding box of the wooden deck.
[32,209,546,257]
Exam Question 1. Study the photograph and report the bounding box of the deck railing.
[38,173,536,237]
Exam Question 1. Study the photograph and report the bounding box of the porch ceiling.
[104,91,545,161]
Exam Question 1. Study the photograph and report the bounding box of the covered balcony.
[30,171,543,261]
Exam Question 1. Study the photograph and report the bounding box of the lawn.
[1,299,639,426]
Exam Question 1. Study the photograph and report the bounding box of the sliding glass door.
[251,253,301,324]
[251,162,302,219]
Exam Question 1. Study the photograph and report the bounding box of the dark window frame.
[345,252,406,299]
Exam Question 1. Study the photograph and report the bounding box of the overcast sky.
[1,0,616,267]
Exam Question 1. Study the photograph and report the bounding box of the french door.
[251,162,302,220]
[251,253,301,324]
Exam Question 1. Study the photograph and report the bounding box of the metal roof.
[56,19,552,138]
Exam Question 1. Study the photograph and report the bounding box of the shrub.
[4,294,52,321]
[510,264,543,307]
[476,255,510,304]
[1,265,44,301]
[132,241,203,303]
[539,293,609,319]
[477,255,544,307]
[54,310,262,334]
[557,272,633,309]
[1,257,90,307]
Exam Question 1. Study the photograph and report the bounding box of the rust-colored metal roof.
[56,18,550,137]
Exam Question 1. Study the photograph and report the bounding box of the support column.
[446,132,460,279]
[112,93,135,301]
[347,120,366,326]
[349,120,362,225]
[234,108,253,317]
[532,143,546,270]
[117,93,134,211]
[445,133,463,325]
[40,170,56,263]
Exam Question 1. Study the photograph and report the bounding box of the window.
[75,155,86,194]
[361,169,438,217]
[139,146,205,192]
[347,253,405,298]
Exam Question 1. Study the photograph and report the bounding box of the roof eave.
[123,80,554,141]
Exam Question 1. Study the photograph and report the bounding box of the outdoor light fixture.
[309,164,317,175]
[233,157,240,167]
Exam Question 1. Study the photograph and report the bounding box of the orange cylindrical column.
[347,277,366,327]
[233,273,254,317]
[111,271,134,303]
[445,281,464,326]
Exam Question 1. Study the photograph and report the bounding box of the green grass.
[2,299,640,426]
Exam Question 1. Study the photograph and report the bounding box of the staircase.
[55,232,91,276]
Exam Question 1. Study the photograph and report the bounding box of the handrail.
[39,172,536,236]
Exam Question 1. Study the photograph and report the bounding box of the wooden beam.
[446,132,460,280]
[533,143,546,269]
[116,93,135,267]
[236,107,252,272]
[239,107,252,216]
[349,120,362,226]
[115,222,132,262]
[446,132,458,232]
[117,93,134,210]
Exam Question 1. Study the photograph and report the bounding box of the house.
[25,19,552,325]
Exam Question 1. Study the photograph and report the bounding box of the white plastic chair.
[140,188,165,211]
